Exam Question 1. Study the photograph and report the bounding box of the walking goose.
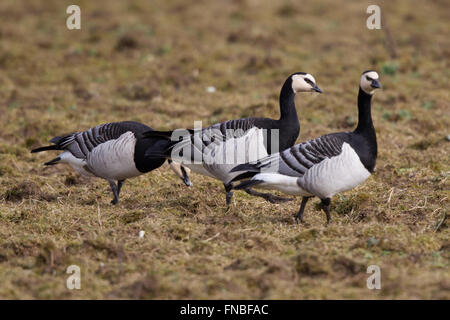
[230,70,381,223]
[142,72,322,205]
[31,121,192,204]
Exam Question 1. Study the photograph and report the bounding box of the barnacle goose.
[230,71,381,224]
[142,73,322,205]
[31,121,192,204]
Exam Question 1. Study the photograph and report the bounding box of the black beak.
[183,176,193,187]
[312,85,323,93]
[371,79,381,89]
[181,167,193,187]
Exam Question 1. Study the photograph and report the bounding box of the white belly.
[184,163,217,178]
[250,173,311,196]
[59,151,95,177]
[86,132,141,181]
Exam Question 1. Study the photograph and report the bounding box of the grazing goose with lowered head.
[142,72,322,205]
[31,121,192,204]
[230,70,381,224]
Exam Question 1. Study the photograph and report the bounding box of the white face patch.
[360,71,380,95]
[291,73,316,93]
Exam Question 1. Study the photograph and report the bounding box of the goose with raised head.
[142,72,322,205]
[230,70,381,224]
[31,121,192,204]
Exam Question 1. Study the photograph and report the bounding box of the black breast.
[133,136,168,173]
[346,133,377,173]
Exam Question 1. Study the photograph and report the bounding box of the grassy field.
[0,0,448,299]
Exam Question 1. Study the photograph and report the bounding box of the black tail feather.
[31,145,59,153]
[142,130,175,139]
[44,157,61,165]
[142,128,196,140]
[234,179,264,190]
[230,171,258,183]
[230,162,261,173]
[49,136,66,145]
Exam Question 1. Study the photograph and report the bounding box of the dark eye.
[366,76,372,81]
[304,78,314,86]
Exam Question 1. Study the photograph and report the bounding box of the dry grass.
[0,0,448,299]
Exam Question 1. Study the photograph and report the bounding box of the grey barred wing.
[206,118,257,144]
[255,134,348,177]
[218,118,257,134]
[175,118,259,156]
[51,122,150,159]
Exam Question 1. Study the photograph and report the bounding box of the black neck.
[272,79,300,151]
[352,87,377,172]
[354,87,375,136]
[279,80,299,122]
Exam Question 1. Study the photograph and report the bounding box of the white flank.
[86,131,141,181]
[203,127,268,184]
[298,143,371,199]
[245,143,371,198]
[170,127,268,183]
